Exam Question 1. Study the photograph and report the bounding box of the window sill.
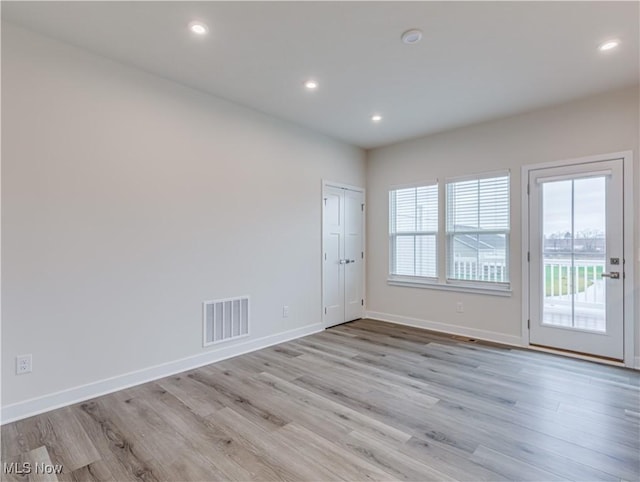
[387,277,512,297]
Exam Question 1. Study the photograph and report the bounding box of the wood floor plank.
[275,423,396,481]
[470,444,565,482]
[1,446,60,482]
[429,397,639,480]
[107,385,231,482]
[432,387,639,455]
[294,351,441,406]
[343,429,456,481]
[290,374,482,455]
[1,423,28,460]
[289,339,442,397]
[2,318,638,481]
[23,446,60,482]
[255,371,413,444]
[399,436,509,481]
[155,373,224,417]
[13,408,100,476]
[210,407,339,481]
[124,383,257,481]
[215,368,355,442]
[73,398,166,481]
[69,460,115,482]
[216,350,307,382]
[185,365,290,432]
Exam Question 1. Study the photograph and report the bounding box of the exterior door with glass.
[528,159,624,360]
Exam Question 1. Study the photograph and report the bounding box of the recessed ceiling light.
[401,29,423,45]
[371,114,383,122]
[599,40,620,52]
[189,21,208,35]
[304,80,319,90]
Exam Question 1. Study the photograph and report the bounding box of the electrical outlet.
[283,305,289,318]
[16,354,32,375]
[456,302,464,313]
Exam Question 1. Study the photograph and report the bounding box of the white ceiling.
[3,1,639,149]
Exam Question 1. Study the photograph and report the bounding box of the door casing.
[521,151,635,367]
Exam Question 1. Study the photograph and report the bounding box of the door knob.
[601,272,620,279]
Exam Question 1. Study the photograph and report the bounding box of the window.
[446,172,510,286]
[389,184,438,279]
[388,171,511,295]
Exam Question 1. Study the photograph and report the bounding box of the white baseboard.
[635,356,640,370]
[365,311,523,347]
[1,323,323,425]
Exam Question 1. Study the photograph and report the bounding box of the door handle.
[601,272,620,279]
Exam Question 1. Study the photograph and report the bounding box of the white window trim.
[388,276,512,296]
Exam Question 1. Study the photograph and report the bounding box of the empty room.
[2,1,639,481]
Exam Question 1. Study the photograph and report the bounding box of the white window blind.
[389,184,438,278]
[446,173,510,285]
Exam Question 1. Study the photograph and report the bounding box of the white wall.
[366,86,639,356]
[1,24,365,410]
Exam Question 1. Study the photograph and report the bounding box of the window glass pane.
[392,186,438,233]
[479,177,510,230]
[394,188,418,233]
[394,235,416,276]
[446,173,510,283]
[478,233,508,282]
[390,184,438,278]
[542,177,606,332]
[450,234,507,281]
[415,235,437,277]
[447,180,479,230]
[417,186,438,232]
[392,235,437,277]
[447,176,509,232]
[543,180,572,253]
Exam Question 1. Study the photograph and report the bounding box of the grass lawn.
[544,264,604,296]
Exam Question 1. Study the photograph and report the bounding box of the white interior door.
[528,159,624,360]
[344,189,364,322]
[323,185,364,327]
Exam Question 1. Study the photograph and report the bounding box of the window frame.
[387,171,512,296]
[445,171,511,290]
[388,181,439,283]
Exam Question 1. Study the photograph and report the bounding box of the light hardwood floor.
[2,319,639,481]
